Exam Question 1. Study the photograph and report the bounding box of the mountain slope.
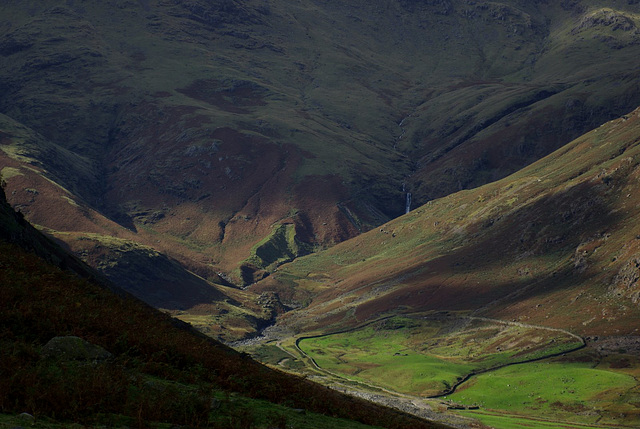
[0,184,450,429]
[1,0,640,335]
[257,106,640,338]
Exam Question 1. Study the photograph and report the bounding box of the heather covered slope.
[0,185,450,429]
[257,106,640,338]
[1,0,640,333]
[246,105,640,428]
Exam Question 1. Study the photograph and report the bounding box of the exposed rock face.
[610,257,640,304]
[41,336,112,363]
[574,8,640,33]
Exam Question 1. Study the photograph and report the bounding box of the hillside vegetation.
[3,2,640,426]
[0,185,449,429]
[1,1,640,339]
[259,106,640,336]
[247,106,640,427]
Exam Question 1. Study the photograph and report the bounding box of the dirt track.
[286,313,588,428]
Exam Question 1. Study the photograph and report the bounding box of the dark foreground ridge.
[0,185,452,428]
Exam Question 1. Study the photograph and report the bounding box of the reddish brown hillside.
[258,106,640,339]
[2,0,640,338]
[0,185,451,429]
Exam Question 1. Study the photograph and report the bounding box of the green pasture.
[299,316,640,427]
[298,316,582,397]
[299,320,465,395]
[304,334,473,395]
[457,410,609,429]
[450,359,640,427]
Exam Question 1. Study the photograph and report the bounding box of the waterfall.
[405,192,412,214]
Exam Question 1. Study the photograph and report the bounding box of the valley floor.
[235,312,640,429]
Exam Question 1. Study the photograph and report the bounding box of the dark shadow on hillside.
[92,246,234,311]
[352,177,627,319]
[0,186,129,298]
[453,179,617,270]
[0,184,230,310]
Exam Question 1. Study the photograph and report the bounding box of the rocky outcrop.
[610,256,640,304]
[574,9,640,33]
[41,336,112,363]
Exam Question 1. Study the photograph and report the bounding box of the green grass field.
[303,331,473,396]
[297,315,582,397]
[297,317,640,428]
[449,358,640,427]
[456,410,611,429]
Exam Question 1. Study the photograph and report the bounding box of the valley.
[2,0,640,428]
[241,106,640,427]
[239,312,640,428]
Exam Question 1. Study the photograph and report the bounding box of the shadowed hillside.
[3,2,640,426]
[0,184,450,429]
[244,105,640,428]
[1,1,639,326]
[257,106,640,338]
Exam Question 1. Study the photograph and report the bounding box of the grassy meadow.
[294,317,640,428]
[297,315,583,397]
[449,353,640,427]
[455,410,611,429]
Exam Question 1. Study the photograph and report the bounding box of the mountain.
[258,106,640,336]
[0,184,449,429]
[247,105,640,428]
[3,1,640,426]
[1,1,640,328]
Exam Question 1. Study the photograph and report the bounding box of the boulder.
[41,336,112,363]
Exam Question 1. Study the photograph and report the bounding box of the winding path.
[293,313,586,399]
[259,313,618,428]
[423,314,586,397]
